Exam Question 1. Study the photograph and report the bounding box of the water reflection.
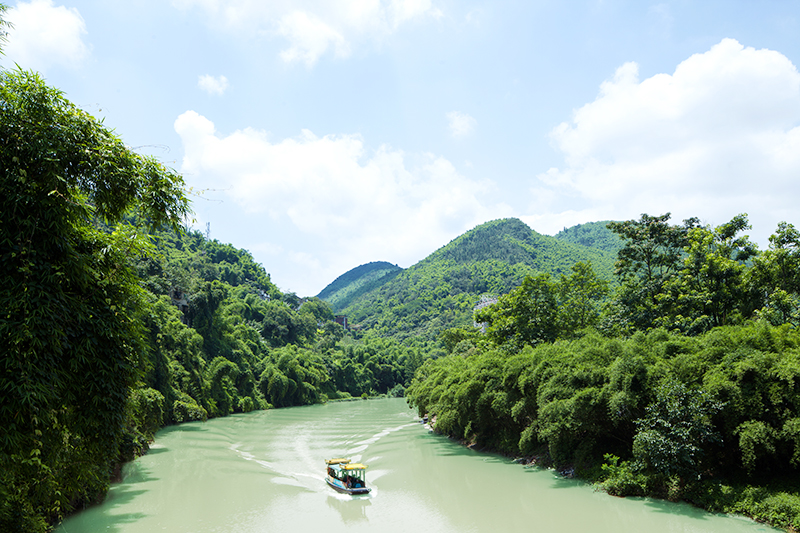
[326,494,372,524]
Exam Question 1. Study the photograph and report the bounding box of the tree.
[299,297,334,323]
[439,327,481,354]
[608,214,699,330]
[763,222,800,294]
[261,300,298,346]
[633,379,722,483]
[749,222,800,326]
[474,273,559,349]
[660,214,757,333]
[0,69,189,531]
[556,261,609,336]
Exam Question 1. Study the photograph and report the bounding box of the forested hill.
[13,36,800,533]
[553,220,624,254]
[423,218,616,276]
[333,218,617,343]
[317,261,403,312]
[1,67,424,533]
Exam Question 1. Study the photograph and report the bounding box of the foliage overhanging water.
[56,398,779,533]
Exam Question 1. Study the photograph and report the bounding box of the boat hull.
[326,476,371,495]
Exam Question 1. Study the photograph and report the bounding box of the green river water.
[55,398,779,533]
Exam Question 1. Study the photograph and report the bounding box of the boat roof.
[342,463,368,470]
[326,458,350,465]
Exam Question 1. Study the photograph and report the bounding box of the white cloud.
[172,0,441,66]
[174,110,510,292]
[446,111,477,138]
[277,11,349,67]
[529,39,800,244]
[2,0,89,71]
[198,74,229,95]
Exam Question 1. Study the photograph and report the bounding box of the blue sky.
[3,0,800,296]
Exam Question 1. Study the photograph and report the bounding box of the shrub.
[599,454,648,497]
[173,395,208,423]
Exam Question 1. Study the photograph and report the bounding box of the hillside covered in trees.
[5,36,800,532]
[554,220,625,254]
[0,68,419,532]
[3,213,425,531]
[406,213,800,531]
[326,218,618,344]
[317,261,402,312]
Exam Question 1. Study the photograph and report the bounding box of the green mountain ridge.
[317,261,403,312]
[324,218,619,343]
[553,220,624,254]
[13,60,800,533]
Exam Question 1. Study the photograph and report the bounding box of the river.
[55,398,779,533]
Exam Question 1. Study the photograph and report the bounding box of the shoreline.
[423,422,799,532]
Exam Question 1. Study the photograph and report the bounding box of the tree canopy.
[5,43,800,531]
[0,68,189,531]
[407,212,800,530]
[334,218,617,345]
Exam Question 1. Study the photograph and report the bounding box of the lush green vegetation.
[407,213,800,530]
[5,12,800,528]
[554,220,624,254]
[0,67,418,531]
[317,261,402,312]
[133,224,421,417]
[0,67,189,532]
[334,218,617,344]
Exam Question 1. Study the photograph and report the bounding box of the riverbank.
[54,398,777,533]
[406,325,800,532]
[457,435,800,532]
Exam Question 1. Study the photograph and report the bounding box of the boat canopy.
[342,463,367,470]
[326,458,350,465]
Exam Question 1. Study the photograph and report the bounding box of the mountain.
[316,261,403,312]
[553,220,624,254]
[328,218,618,343]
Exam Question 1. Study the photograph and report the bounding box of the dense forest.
[133,225,419,416]
[0,67,418,532]
[406,213,800,531]
[328,218,618,345]
[553,220,625,254]
[317,261,402,311]
[4,10,800,531]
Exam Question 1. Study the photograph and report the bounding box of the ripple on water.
[55,398,781,533]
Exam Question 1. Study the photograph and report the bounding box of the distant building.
[473,295,498,333]
[334,315,348,329]
[170,288,190,322]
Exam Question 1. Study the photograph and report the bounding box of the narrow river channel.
[56,398,779,533]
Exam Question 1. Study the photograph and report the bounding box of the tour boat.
[325,458,371,495]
